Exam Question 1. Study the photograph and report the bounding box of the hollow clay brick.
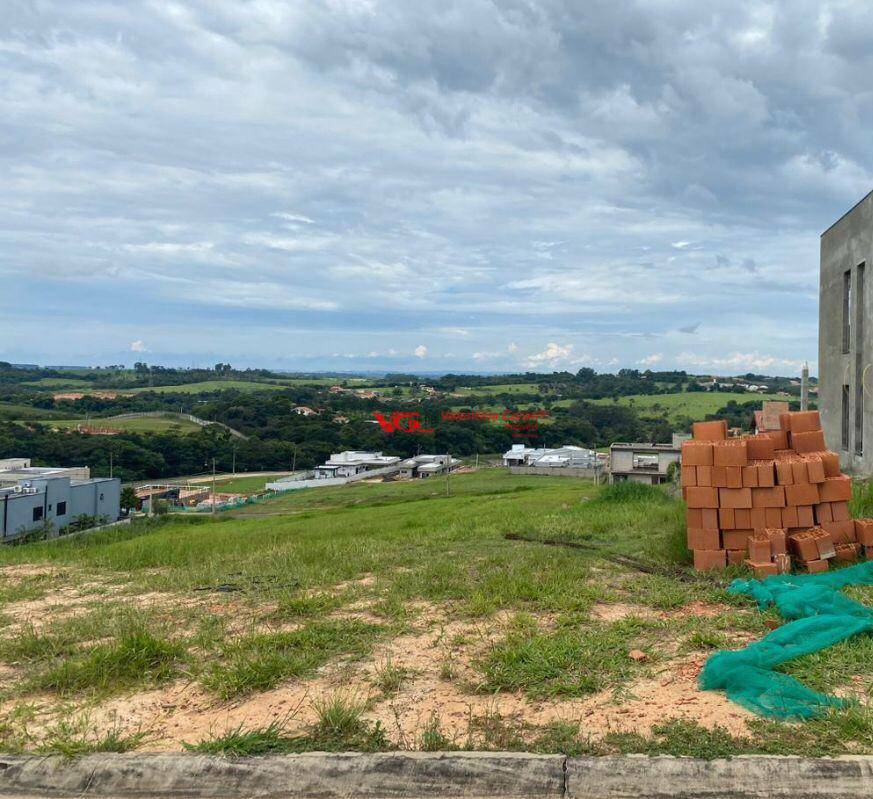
[694,549,727,570]
[750,508,767,530]
[797,506,815,527]
[815,502,833,524]
[787,411,821,434]
[765,507,782,528]
[767,430,790,450]
[779,412,792,432]
[831,501,851,521]
[693,420,728,441]
[822,519,856,544]
[806,558,829,573]
[718,508,735,529]
[854,519,873,547]
[766,528,787,555]
[813,528,836,560]
[713,440,748,467]
[804,455,826,483]
[775,460,795,486]
[781,506,799,528]
[720,487,753,509]
[722,529,752,550]
[746,436,776,460]
[712,466,727,487]
[685,487,719,508]
[821,451,842,477]
[686,508,703,528]
[756,462,776,487]
[791,460,809,484]
[785,482,820,507]
[819,476,852,503]
[745,560,778,578]
[734,508,752,529]
[688,528,721,550]
[789,531,820,562]
[727,549,745,566]
[834,542,861,562]
[748,534,771,562]
[682,441,714,466]
[681,466,697,487]
[741,465,759,487]
[751,486,786,508]
[791,429,827,454]
[725,466,743,488]
[696,465,713,487]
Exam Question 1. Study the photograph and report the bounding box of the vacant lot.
[45,415,203,434]
[0,470,867,757]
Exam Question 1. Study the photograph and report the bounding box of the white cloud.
[638,353,664,366]
[523,342,573,368]
[414,345,428,358]
[677,351,806,373]
[507,342,518,353]
[130,340,147,353]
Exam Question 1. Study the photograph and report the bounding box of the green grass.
[118,380,286,395]
[21,377,92,388]
[211,474,292,494]
[0,402,67,421]
[588,391,778,426]
[454,383,540,396]
[202,620,383,699]
[44,415,202,434]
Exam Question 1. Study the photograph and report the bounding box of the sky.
[2,1,873,376]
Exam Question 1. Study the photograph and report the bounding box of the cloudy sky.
[2,1,872,375]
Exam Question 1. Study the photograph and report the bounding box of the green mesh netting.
[699,560,873,720]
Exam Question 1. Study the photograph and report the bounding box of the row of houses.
[0,458,121,541]
[313,451,458,480]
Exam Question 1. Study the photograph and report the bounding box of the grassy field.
[21,377,93,389]
[116,380,287,395]
[0,403,66,421]
[0,470,867,756]
[455,383,539,396]
[211,474,294,494]
[589,392,778,425]
[43,415,203,434]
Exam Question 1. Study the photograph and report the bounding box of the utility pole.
[801,362,809,411]
[445,452,451,497]
[211,458,217,515]
[292,444,298,473]
[475,452,479,469]
[232,445,237,475]
[109,450,114,479]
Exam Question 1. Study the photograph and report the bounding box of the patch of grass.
[478,617,660,698]
[420,713,455,751]
[373,656,409,696]
[202,620,382,699]
[605,719,749,758]
[31,627,186,696]
[37,719,148,756]
[530,721,600,756]
[273,592,344,619]
[184,719,295,756]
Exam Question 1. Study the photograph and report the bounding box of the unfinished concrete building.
[820,191,873,473]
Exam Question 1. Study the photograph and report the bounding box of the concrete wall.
[821,191,873,473]
[508,466,599,478]
[0,491,45,540]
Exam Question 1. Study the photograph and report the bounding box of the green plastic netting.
[699,560,873,720]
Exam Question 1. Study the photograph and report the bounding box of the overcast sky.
[2,1,872,375]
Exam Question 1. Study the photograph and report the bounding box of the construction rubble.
[681,410,873,574]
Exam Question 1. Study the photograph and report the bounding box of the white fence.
[266,464,402,492]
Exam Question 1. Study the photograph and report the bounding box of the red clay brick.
[767,430,790,450]
[701,509,719,529]
[746,436,776,460]
[720,487,753,509]
[779,412,792,432]
[765,507,782,527]
[723,529,752,550]
[748,533,771,562]
[688,528,721,550]
[834,542,861,562]
[791,460,809,484]
[750,508,767,530]
[781,506,799,528]
[693,420,728,441]
[787,410,821,434]
[686,487,719,508]
[734,508,752,529]
[785,482,820,506]
[831,501,851,521]
[766,528,787,555]
[815,502,833,524]
[680,466,697,487]
[813,528,836,559]
[751,486,786,508]
[745,560,778,578]
[756,462,776,487]
[694,549,727,570]
[727,549,745,566]
[789,530,820,562]
[822,519,856,544]
[821,451,841,477]
[686,508,703,529]
[866,545,873,559]
[775,461,795,485]
[682,441,714,466]
[718,508,736,529]
[806,558,829,573]
[712,466,727,486]
[696,465,713,487]
[725,466,743,488]
[713,440,748,467]
[804,455,826,483]
[854,519,873,546]
[791,429,827,454]
[819,476,852,502]
[797,506,815,527]
[741,465,759,487]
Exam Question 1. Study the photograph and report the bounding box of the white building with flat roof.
[314,451,402,479]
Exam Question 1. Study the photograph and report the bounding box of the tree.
[120,486,139,514]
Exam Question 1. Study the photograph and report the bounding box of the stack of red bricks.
[681,410,873,575]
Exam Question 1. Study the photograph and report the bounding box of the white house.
[314,451,401,479]
[502,444,597,468]
[397,454,459,479]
